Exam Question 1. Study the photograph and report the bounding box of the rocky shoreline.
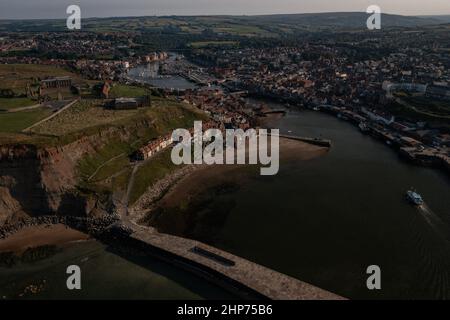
[0,214,119,240]
[129,164,204,222]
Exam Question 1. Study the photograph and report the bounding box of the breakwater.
[109,220,344,300]
[0,215,343,300]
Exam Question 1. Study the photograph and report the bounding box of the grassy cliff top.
[0,64,85,94]
[0,96,206,147]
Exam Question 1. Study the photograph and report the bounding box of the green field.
[214,25,269,36]
[0,108,53,133]
[30,99,142,136]
[0,97,37,111]
[1,14,448,36]
[190,41,239,48]
[0,64,81,94]
[109,84,149,98]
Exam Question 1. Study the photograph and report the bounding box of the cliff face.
[0,186,22,224]
[0,103,199,226]
[0,141,97,225]
[0,121,145,225]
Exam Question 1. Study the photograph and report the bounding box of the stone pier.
[117,221,344,300]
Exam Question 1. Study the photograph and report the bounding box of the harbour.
[147,100,450,299]
[107,66,450,298]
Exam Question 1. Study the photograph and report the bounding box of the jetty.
[261,109,287,115]
[279,134,332,148]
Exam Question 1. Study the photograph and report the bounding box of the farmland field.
[0,108,53,133]
[0,97,37,111]
[0,64,81,94]
[109,84,149,98]
[190,41,238,48]
[29,100,142,136]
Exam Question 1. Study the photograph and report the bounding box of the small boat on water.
[359,122,370,133]
[406,189,424,206]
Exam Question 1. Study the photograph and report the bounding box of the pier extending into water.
[113,221,344,300]
[260,109,287,116]
[279,134,332,148]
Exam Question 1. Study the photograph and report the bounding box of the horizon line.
[1,11,450,21]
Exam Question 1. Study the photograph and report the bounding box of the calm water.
[0,241,235,300]
[127,54,197,90]
[205,102,450,299]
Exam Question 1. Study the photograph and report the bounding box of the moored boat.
[359,122,370,133]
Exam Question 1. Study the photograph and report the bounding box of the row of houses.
[134,133,174,161]
[133,121,219,161]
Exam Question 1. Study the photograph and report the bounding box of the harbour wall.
[112,221,344,300]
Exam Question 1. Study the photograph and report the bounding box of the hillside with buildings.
[0,66,207,225]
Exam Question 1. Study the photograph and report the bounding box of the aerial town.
[0,10,450,302]
[4,27,448,174]
[192,45,450,174]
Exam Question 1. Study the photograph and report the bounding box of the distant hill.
[233,12,443,29]
[419,15,450,23]
[0,12,446,33]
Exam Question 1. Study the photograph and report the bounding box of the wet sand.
[133,137,329,224]
[164,138,326,206]
[0,224,91,254]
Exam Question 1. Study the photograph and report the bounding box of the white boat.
[406,190,424,206]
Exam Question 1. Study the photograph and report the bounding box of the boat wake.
[410,204,450,299]
[417,204,448,239]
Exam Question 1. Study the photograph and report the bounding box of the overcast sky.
[0,0,449,19]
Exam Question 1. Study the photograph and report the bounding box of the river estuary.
[202,101,450,299]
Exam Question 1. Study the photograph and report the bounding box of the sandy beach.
[131,137,329,233]
[0,224,91,254]
[161,138,327,206]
